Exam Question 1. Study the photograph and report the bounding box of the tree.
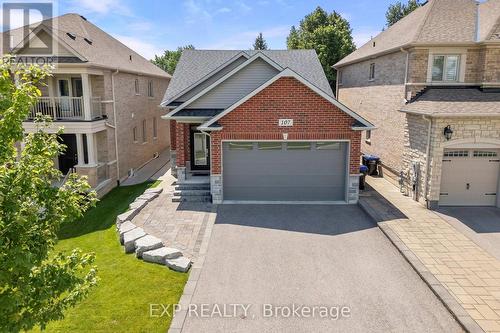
[386,0,422,27]
[0,57,98,332]
[152,45,195,75]
[286,7,356,88]
[253,32,268,50]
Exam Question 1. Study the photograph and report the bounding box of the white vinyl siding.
[188,58,279,109]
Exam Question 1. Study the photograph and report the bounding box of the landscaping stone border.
[115,186,192,273]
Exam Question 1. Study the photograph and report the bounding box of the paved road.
[437,207,500,260]
[181,205,462,333]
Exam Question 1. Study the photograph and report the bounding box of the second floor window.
[148,80,154,97]
[133,126,138,142]
[432,55,459,82]
[153,117,157,139]
[134,78,140,95]
[142,119,147,143]
[369,63,375,80]
[337,70,343,85]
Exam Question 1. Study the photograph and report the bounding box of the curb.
[358,199,485,333]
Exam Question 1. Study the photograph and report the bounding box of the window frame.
[431,54,460,82]
[133,126,138,143]
[365,130,372,143]
[337,69,343,85]
[369,63,375,81]
[148,80,154,97]
[142,119,147,143]
[153,117,158,139]
[134,78,140,95]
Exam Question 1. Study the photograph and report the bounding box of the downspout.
[423,115,432,209]
[111,69,121,185]
[401,47,410,102]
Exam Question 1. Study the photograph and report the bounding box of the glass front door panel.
[194,133,208,166]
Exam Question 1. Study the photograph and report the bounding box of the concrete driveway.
[181,205,462,333]
[437,207,500,260]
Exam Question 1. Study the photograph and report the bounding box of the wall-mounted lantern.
[443,125,453,141]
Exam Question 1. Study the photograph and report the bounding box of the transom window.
[316,142,341,150]
[473,151,498,157]
[287,142,311,150]
[258,142,282,150]
[432,55,460,82]
[443,150,468,157]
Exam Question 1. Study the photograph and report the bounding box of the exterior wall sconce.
[443,125,453,141]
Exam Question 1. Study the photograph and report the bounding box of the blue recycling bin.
[359,165,369,190]
[362,155,380,176]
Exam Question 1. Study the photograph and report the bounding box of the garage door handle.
[485,193,497,196]
[440,193,449,196]
[489,160,500,162]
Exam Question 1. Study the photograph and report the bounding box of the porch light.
[443,125,453,141]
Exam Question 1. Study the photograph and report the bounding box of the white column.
[86,133,98,166]
[81,73,92,120]
[76,133,85,166]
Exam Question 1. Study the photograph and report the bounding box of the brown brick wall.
[170,120,177,150]
[483,48,500,83]
[210,77,362,175]
[407,49,429,83]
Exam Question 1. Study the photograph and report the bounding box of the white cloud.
[215,7,231,14]
[184,0,212,24]
[68,0,131,15]
[352,27,382,47]
[113,34,164,60]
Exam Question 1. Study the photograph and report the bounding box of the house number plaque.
[278,119,293,127]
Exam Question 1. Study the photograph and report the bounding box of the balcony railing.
[28,97,103,121]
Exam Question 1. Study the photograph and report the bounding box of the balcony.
[29,96,103,121]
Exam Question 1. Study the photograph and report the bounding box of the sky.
[3,0,397,60]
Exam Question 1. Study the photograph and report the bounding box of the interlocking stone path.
[132,171,216,261]
[363,176,500,333]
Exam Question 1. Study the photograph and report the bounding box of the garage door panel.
[222,142,347,202]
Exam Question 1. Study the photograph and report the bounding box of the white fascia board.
[160,51,250,107]
[197,125,223,132]
[163,52,284,117]
[200,68,375,129]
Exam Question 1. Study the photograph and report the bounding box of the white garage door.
[440,149,500,206]
[222,141,348,202]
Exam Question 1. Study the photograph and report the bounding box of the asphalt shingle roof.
[162,49,333,103]
[335,0,500,67]
[1,13,169,78]
[400,88,500,116]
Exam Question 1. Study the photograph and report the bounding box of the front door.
[190,126,210,171]
[58,134,78,174]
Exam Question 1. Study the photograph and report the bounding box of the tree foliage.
[0,57,98,332]
[286,7,356,88]
[253,32,268,50]
[386,0,422,27]
[152,45,195,75]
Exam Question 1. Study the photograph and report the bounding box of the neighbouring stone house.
[1,13,170,196]
[335,0,500,208]
[162,50,374,204]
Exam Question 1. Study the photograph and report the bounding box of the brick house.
[335,0,500,208]
[2,14,171,196]
[162,50,374,204]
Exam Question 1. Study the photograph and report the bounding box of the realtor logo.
[2,2,54,56]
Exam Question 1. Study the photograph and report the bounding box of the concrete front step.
[173,190,211,196]
[172,195,212,203]
[142,247,182,264]
[174,184,210,191]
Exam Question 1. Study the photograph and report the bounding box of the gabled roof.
[197,68,375,131]
[1,13,169,78]
[400,87,500,116]
[335,0,500,67]
[162,49,333,104]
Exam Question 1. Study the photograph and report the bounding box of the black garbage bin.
[359,165,369,190]
[362,155,380,176]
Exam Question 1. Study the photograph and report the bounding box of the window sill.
[135,93,141,96]
[133,140,138,144]
[142,142,148,145]
[365,139,371,145]
[368,79,375,82]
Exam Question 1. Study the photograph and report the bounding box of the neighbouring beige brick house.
[1,13,170,196]
[335,0,500,209]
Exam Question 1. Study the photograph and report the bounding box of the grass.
[34,181,187,333]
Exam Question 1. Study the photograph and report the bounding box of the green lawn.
[34,181,187,333]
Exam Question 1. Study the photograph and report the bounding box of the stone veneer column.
[210,175,223,204]
[347,175,360,204]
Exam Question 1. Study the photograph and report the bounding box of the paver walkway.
[121,149,171,186]
[362,176,500,333]
[131,169,216,261]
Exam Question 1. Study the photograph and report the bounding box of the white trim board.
[200,68,375,130]
[162,52,283,117]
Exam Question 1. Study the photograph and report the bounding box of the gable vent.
[84,37,93,45]
[129,55,132,61]
[66,32,76,40]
